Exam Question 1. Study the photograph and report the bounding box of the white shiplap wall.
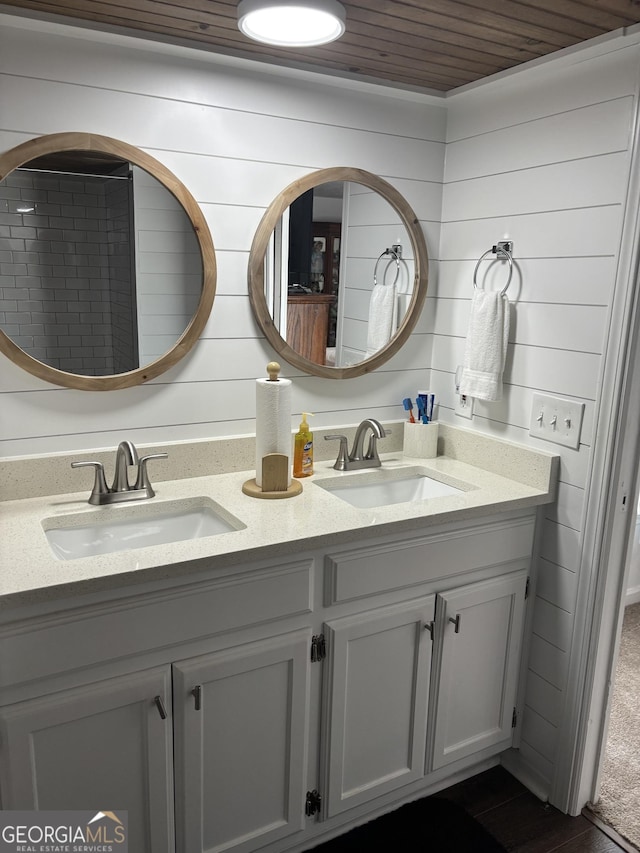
[438,41,640,796]
[132,166,203,366]
[0,16,445,456]
[339,183,415,363]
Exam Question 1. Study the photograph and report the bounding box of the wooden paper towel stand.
[242,362,303,499]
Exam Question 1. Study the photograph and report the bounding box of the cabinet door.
[173,630,310,853]
[322,597,435,818]
[430,570,527,770]
[0,667,174,853]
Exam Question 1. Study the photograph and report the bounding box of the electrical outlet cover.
[454,393,474,419]
[529,393,585,449]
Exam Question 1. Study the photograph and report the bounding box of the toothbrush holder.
[403,421,439,459]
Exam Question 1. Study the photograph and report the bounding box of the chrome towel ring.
[373,247,401,287]
[473,241,513,295]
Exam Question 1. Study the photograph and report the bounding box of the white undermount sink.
[315,467,467,508]
[43,497,245,560]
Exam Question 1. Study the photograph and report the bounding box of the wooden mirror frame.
[0,132,216,391]
[248,167,428,379]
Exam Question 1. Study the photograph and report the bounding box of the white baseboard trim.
[501,749,551,804]
[625,585,640,605]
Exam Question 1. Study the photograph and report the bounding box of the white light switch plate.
[529,393,584,449]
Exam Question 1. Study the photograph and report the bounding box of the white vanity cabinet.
[429,571,528,771]
[0,510,537,853]
[0,556,314,853]
[321,597,436,817]
[0,667,175,853]
[319,570,529,820]
[317,513,534,825]
[0,632,311,853]
[172,630,310,853]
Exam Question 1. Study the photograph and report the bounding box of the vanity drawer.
[324,516,536,605]
[0,558,313,689]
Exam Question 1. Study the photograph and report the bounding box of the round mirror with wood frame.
[248,167,428,379]
[0,132,216,391]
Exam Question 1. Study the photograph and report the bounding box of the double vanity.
[0,114,555,853]
[0,423,558,853]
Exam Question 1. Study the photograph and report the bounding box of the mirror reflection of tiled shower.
[0,163,138,376]
[0,161,201,377]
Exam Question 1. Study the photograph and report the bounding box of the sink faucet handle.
[324,434,349,471]
[71,461,110,505]
[134,452,169,496]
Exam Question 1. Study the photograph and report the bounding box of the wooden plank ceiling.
[3,0,640,91]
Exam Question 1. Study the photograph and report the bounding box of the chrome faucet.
[325,418,390,471]
[72,440,168,505]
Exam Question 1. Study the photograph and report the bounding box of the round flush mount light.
[237,0,346,47]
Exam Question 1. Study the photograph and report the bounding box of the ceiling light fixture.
[237,0,346,48]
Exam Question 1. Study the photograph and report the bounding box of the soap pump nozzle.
[299,412,314,430]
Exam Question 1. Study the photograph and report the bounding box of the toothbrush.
[402,398,416,423]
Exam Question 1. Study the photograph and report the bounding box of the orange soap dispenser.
[293,412,314,478]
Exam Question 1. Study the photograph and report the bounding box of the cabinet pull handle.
[424,621,434,637]
[154,695,168,720]
[192,685,202,711]
[448,613,461,633]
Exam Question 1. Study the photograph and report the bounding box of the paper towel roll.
[255,376,292,488]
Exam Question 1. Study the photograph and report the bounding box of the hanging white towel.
[458,289,510,402]
[365,283,398,357]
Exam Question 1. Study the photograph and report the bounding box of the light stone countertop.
[0,436,559,609]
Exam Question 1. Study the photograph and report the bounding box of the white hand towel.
[365,283,398,357]
[459,289,510,402]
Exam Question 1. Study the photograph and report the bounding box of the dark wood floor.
[442,765,632,852]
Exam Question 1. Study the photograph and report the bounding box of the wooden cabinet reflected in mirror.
[0,133,216,391]
[287,293,334,364]
[248,168,428,379]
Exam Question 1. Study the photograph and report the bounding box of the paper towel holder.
[242,362,303,499]
[242,454,303,499]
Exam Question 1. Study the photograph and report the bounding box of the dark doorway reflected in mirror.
[285,184,343,364]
